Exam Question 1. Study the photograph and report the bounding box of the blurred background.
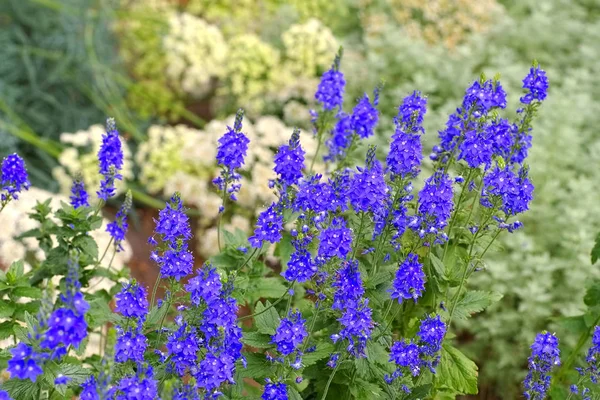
[1,0,600,397]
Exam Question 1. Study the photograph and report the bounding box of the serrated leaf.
[452,290,503,320]
[254,301,281,335]
[405,384,432,399]
[0,301,16,318]
[288,387,303,400]
[8,260,25,279]
[12,287,43,299]
[592,232,600,265]
[275,232,294,270]
[146,303,169,328]
[584,280,600,307]
[0,320,15,340]
[73,235,99,262]
[2,378,40,399]
[429,253,448,281]
[44,362,91,395]
[242,331,274,348]
[252,278,287,299]
[87,298,119,329]
[437,343,478,395]
[303,342,334,367]
[239,352,272,379]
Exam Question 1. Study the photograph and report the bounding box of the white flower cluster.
[53,125,134,202]
[281,18,339,77]
[164,12,228,97]
[135,115,320,258]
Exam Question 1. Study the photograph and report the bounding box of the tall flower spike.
[272,311,308,356]
[520,64,549,104]
[213,109,250,203]
[273,128,305,187]
[348,147,388,213]
[1,153,30,204]
[351,89,379,139]
[314,48,345,111]
[97,118,124,201]
[150,193,194,281]
[106,190,132,252]
[70,176,89,209]
[523,332,560,400]
[249,202,284,248]
[389,253,425,303]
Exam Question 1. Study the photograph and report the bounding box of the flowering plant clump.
[0,53,596,400]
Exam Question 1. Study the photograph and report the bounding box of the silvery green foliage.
[345,0,600,396]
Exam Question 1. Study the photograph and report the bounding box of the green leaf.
[429,253,448,281]
[146,303,169,328]
[252,278,287,299]
[452,290,503,320]
[288,387,303,400]
[0,301,16,318]
[303,342,334,367]
[405,384,432,400]
[2,379,40,399]
[73,235,99,262]
[87,297,119,329]
[242,331,274,348]
[592,232,600,265]
[12,287,43,299]
[437,343,478,395]
[44,362,91,396]
[239,352,272,379]
[0,321,15,340]
[275,231,294,270]
[254,301,281,335]
[584,280,600,307]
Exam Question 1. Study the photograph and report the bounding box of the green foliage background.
[2,0,600,397]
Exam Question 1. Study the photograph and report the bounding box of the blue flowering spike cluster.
[97,118,124,201]
[149,193,194,281]
[70,178,89,209]
[213,109,250,203]
[1,153,29,207]
[524,332,560,400]
[0,60,561,400]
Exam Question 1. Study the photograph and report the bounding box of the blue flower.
[318,217,352,262]
[315,64,345,111]
[294,175,335,214]
[389,339,421,378]
[115,327,148,363]
[116,366,158,400]
[97,118,124,201]
[389,253,425,303]
[173,385,200,400]
[115,281,149,319]
[41,308,88,350]
[55,375,71,385]
[332,260,365,310]
[387,128,422,179]
[106,191,132,252]
[196,351,236,393]
[151,194,192,244]
[463,79,507,114]
[249,203,284,248]
[335,298,373,358]
[166,323,202,376]
[214,109,250,202]
[481,166,534,216]
[262,379,288,400]
[272,311,308,356]
[7,343,43,381]
[417,314,446,358]
[487,118,513,158]
[159,244,194,281]
[274,128,305,186]
[283,242,317,283]
[523,332,560,400]
[397,91,427,131]
[348,148,389,213]
[0,390,11,400]
[69,178,89,209]
[325,113,353,162]
[458,129,493,168]
[1,153,30,202]
[412,172,453,240]
[520,65,549,104]
[351,91,379,139]
[185,264,223,306]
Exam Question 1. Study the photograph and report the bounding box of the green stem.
[560,313,600,383]
[442,169,475,262]
[321,361,341,400]
[301,301,322,354]
[352,212,368,259]
[309,134,323,174]
[217,182,228,252]
[150,272,162,308]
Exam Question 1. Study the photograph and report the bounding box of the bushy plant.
[1,51,597,400]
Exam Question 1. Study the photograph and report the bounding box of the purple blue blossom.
[185,264,222,306]
[7,343,43,381]
[249,203,284,248]
[70,178,89,208]
[315,56,345,111]
[283,241,317,282]
[115,327,148,363]
[348,148,389,213]
[389,253,425,303]
[97,118,124,201]
[262,379,288,400]
[523,332,560,400]
[115,281,149,319]
[272,311,308,356]
[411,171,453,240]
[386,339,421,383]
[318,217,352,262]
[1,153,29,202]
[274,129,305,186]
[106,191,131,252]
[520,65,549,104]
[325,113,353,162]
[351,90,379,139]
